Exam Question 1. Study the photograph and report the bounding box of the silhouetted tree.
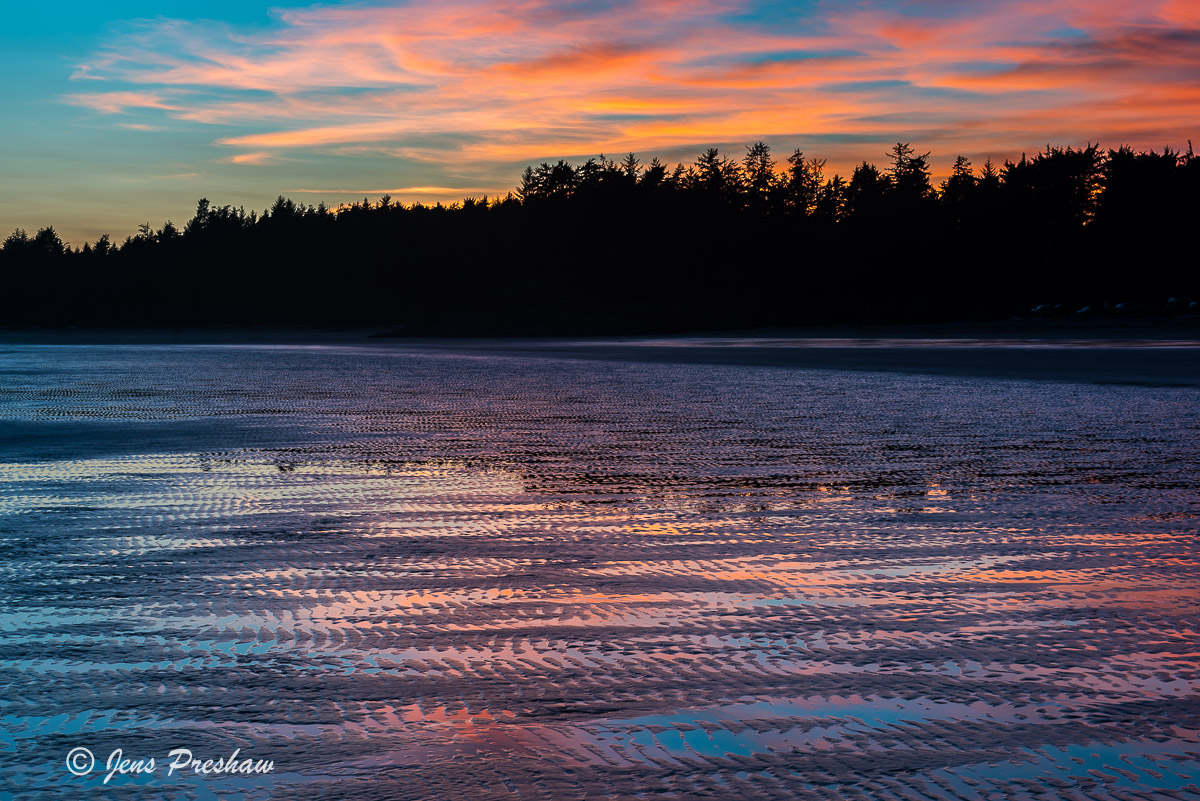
[3,137,1196,331]
[783,149,825,217]
[692,148,743,204]
[518,166,539,201]
[1001,144,1102,230]
[845,161,889,222]
[2,229,29,255]
[640,157,667,190]
[742,141,777,209]
[31,227,66,259]
[941,155,976,228]
[621,152,641,185]
[813,174,846,223]
[93,233,113,257]
[888,142,934,208]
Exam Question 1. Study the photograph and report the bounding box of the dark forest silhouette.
[3,140,1197,333]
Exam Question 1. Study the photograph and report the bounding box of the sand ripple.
[0,344,1198,799]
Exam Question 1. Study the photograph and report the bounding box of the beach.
[1,339,1198,799]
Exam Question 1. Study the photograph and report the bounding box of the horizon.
[4,0,1199,245]
[11,137,1197,249]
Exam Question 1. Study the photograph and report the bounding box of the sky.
[2,0,1198,245]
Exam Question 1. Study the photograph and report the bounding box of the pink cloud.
[63,0,1200,185]
[286,185,497,195]
[64,90,181,114]
[226,152,277,165]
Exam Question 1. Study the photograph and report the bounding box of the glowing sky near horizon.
[2,0,1198,244]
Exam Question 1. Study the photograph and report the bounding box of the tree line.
[2,140,1196,331]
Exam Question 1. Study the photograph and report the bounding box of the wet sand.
[1,343,1198,799]
[5,324,1200,386]
[410,337,1200,386]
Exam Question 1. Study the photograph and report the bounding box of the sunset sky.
[3,0,1198,245]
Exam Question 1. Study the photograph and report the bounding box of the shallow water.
[1,344,1199,800]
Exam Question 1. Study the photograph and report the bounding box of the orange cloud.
[286,186,497,195]
[64,90,180,114]
[62,0,1200,187]
[227,152,277,165]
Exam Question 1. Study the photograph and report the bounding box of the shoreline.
[3,316,1200,343]
[4,320,1200,386]
[424,340,1200,387]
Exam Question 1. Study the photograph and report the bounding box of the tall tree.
[888,142,933,205]
[941,155,976,227]
[845,161,890,221]
[742,141,777,208]
[783,149,825,216]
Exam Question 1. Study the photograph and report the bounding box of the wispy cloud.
[65,0,1200,185]
[119,171,203,182]
[226,152,279,165]
[286,186,498,195]
[64,90,181,114]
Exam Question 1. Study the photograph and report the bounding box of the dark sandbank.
[3,318,1200,386]
[417,337,1200,387]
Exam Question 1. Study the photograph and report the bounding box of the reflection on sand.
[1,344,1198,799]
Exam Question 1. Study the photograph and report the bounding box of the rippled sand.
[1,344,1198,800]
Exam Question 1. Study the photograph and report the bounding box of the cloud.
[64,90,181,114]
[226,152,277,165]
[64,0,1200,185]
[286,186,497,195]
